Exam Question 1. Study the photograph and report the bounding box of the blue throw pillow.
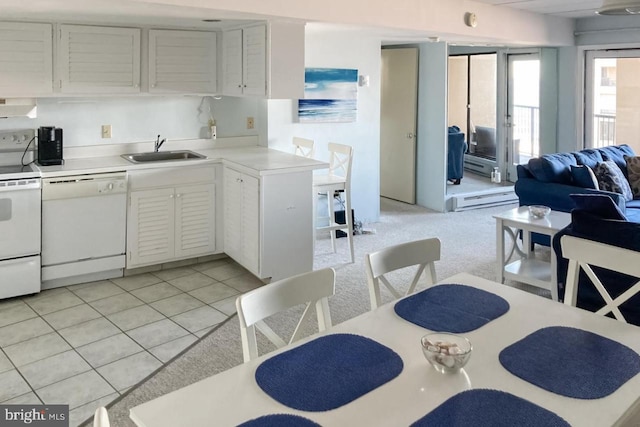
[594,161,634,202]
[570,165,598,189]
[569,194,627,220]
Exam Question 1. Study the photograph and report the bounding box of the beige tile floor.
[0,258,262,426]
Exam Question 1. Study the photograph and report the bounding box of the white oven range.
[0,129,41,299]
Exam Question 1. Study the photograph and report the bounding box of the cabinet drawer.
[129,165,216,190]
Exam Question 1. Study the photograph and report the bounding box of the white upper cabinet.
[222,25,266,97]
[58,25,141,94]
[242,25,267,96]
[222,22,304,99]
[0,22,53,97]
[149,30,217,94]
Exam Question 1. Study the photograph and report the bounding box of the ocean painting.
[298,68,358,123]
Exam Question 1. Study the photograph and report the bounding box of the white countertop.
[35,138,328,178]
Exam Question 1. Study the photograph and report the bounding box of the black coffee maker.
[37,126,63,166]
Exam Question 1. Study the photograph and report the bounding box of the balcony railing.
[593,113,616,148]
[514,105,539,158]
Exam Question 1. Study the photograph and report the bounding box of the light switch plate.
[101,125,112,139]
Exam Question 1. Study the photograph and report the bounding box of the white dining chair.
[365,237,441,310]
[292,136,315,158]
[93,407,110,427]
[235,267,336,362]
[313,142,354,263]
[561,235,640,324]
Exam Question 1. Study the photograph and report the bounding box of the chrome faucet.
[154,135,166,152]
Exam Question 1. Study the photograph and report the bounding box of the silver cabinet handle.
[407,133,414,139]
[176,194,182,198]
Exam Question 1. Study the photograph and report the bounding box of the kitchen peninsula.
[36,136,328,291]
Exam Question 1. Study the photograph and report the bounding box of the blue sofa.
[515,144,640,223]
[447,126,468,185]
[552,194,640,326]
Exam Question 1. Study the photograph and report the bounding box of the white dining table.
[129,273,640,427]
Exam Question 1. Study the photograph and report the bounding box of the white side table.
[494,207,571,301]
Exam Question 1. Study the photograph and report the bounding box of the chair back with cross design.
[292,137,315,158]
[561,235,640,324]
[235,268,335,362]
[365,238,441,310]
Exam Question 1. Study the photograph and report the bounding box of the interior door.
[506,53,540,182]
[380,47,418,204]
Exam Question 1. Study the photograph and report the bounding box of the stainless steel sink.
[121,150,206,164]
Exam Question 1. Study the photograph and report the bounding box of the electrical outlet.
[247,117,254,130]
[101,125,112,139]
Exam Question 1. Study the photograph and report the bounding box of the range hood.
[0,98,37,118]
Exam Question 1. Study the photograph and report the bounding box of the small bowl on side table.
[421,333,472,374]
[528,205,551,219]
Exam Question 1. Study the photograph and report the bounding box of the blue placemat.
[500,326,640,399]
[411,389,570,427]
[394,284,510,333]
[237,414,321,427]
[255,333,403,411]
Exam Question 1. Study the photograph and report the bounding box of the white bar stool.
[313,142,354,263]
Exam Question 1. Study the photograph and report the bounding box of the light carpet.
[103,198,548,426]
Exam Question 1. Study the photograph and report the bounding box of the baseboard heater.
[464,155,495,177]
[453,189,517,211]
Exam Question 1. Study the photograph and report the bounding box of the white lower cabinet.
[224,167,259,274]
[223,166,313,281]
[127,167,217,268]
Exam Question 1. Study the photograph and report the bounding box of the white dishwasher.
[41,172,128,289]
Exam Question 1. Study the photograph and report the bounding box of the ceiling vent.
[597,0,640,15]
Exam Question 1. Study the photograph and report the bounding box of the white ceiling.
[473,0,604,18]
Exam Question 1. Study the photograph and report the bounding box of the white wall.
[0,96,267,147]
[266,27,381,224]
[557,46,580,153]
[416,42,448,212]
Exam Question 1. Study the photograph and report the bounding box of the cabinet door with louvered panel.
[174,184,216,259]
[149,30,217,94]
[222,29,243,96]
[242,25,266,96]
[58,25,141,94]
[0,22,53,97]
[223,167,243,262]
[240,173,260,275]
[128,187,175,267]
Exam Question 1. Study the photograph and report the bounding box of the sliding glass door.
[585,49,640,152]
[507,53,540,181]
[448,53,497,161]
